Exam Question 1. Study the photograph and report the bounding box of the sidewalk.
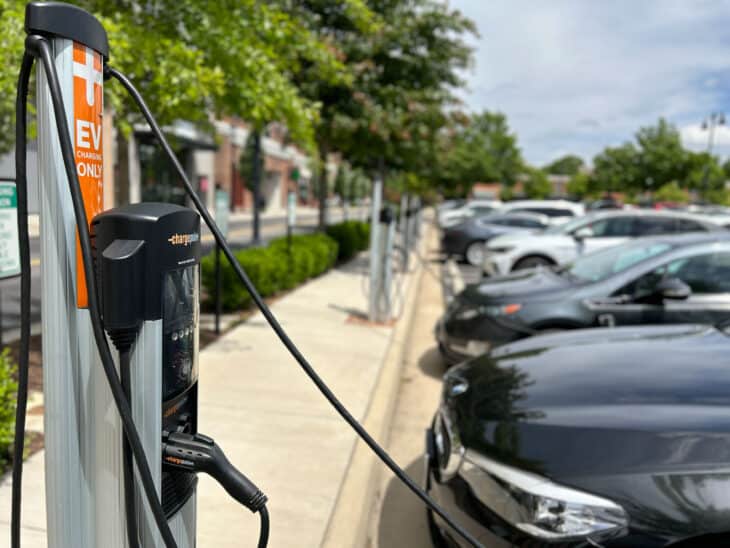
[0,221,430,547]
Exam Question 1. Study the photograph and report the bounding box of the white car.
[498,199,585,225]
[482,210,724,276]
[439,199,502,228]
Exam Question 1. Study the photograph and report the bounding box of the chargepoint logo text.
[168,233,200,247]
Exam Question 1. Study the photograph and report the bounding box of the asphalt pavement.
[0,207,365,343]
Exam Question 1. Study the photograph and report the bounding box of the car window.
[471,206,497,215]
[670,253,730,293]
[587,217,635,237]
[512,207,574,218]
[676,218,708,233]
[633,216,678,236]
[565,242,671,282]
[621,251,730,296]
[517,218,547,228]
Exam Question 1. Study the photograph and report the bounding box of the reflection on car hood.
[446,324,730,541]
[461,268,572,303]
[448,324,730,473]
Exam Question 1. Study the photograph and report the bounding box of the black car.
[441,213,550,266]
[437,232,730,364]
[426,324,730,547]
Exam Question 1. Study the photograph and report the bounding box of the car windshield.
[562,242,672,282]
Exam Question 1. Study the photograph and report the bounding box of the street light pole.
[700,112,725,201]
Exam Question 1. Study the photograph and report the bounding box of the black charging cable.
[10,51,34,548]
[107,66,484,548]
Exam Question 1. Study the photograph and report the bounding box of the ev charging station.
[30,5,199,546]
[12,3,482,548]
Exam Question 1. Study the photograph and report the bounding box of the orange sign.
[72,42,104,308]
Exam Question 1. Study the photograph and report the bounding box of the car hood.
[446,324,730,540]
[460,267,573,304]
[486,232,571,250]
[447,324,730,475]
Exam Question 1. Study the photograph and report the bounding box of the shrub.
[0,349,17,472]
[325,220,371,262]
[201,232,339,312]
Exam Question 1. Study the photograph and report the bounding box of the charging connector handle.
[162,432,267,513]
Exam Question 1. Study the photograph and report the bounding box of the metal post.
[214,244,222,334]
[368,177,383,322]
[252,130,262,244]
[35,27,118,548]
[379,214,396,321]
[399,194,409,269]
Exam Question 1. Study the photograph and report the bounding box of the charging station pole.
[368,176,383,322]
[28,5,196,547]
[29,6,120,546]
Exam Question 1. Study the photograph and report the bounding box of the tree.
[654,182,689,204]
[0,0,364,152]
[316,0,477,196]
[434,111,523,197]
[544,154,584,176]
[522,168,551,199]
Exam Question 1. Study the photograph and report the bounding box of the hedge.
[0,349,17,473]
[325,220,370,262]
[201,232,338,311]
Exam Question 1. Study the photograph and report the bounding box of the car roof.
[479,211,548,221]
[624,230,730,247]
[578,208,720,223]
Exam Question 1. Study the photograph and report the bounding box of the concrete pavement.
[0,219,432,547]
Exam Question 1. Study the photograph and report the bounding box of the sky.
[450,0,730,167]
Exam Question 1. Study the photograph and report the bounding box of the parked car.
[439,200,502,228]
[498,199,585,225]
[482,210,722,276]
[436,199,465,213]
[426,323,730,547]
[437,232,730,363]
[440,212,550,266]
[588,197,623,210]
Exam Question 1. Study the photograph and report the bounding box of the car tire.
[464,241,486,266]
[513,255,553,271]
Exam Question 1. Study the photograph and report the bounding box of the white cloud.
[451,0,730,165]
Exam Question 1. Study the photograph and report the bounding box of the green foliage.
[325,220,370,262]
[201,233,338,312]
[0,348,17,471]
[314,0,476,177]
[522,168,551,199]
[0,0,372,153]
[653,182,689,204]
[435,111,524,197]
[544,154,584,176]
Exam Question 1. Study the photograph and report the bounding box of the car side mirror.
[573,226,594,240]
[654,277,691,301]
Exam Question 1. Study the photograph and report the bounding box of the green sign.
[0,181,20,279]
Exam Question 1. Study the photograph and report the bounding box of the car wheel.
[513,255,553,271]
[464,241,486,266]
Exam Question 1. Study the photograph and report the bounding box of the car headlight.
[433,406,465,480]
[452,303,521,321]
[461,451,628,540]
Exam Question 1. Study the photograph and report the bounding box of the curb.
[320,220,431,548]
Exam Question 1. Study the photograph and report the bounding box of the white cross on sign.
[73,48,102,107]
